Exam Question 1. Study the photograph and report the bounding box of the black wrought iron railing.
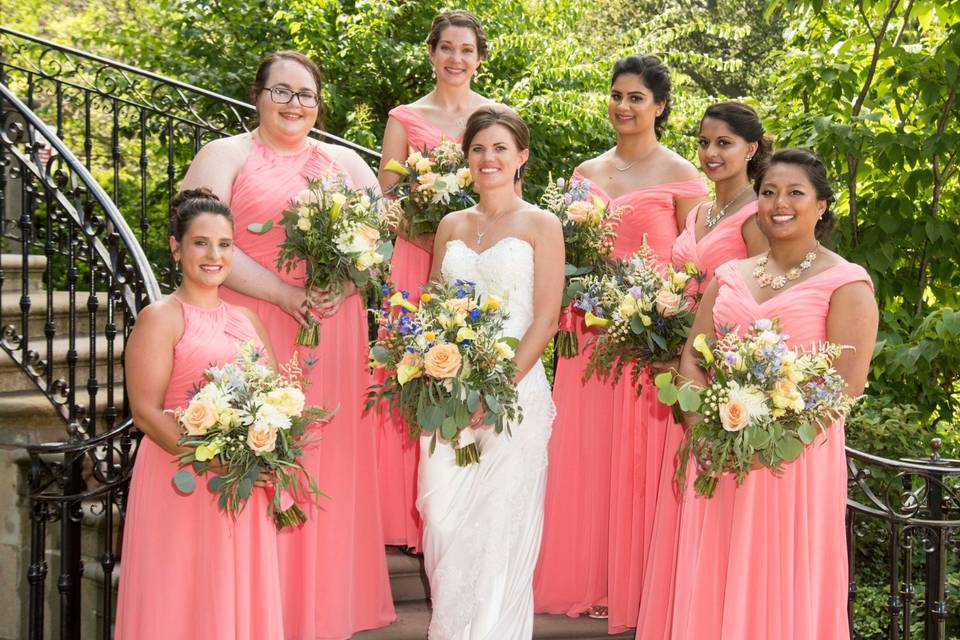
[0,25,380,291]
[1,78,158,639]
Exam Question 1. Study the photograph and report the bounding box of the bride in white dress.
[419,105,565,639]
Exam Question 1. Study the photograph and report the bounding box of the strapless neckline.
[447,236,533,257]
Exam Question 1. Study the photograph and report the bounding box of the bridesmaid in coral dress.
[634,102,770,638]
[116,190,283,639]
[375,10,494,552]
[182,52,394,639]
[667,148,877,639]
[533,55,706,630]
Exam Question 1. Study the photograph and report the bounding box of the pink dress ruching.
[115,300,284,640]
[375,105,464,551]
[534,170,707,634]
[223,138,395,639]
[633,200,757,638]
[666,260,872,639]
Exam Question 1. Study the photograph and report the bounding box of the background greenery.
[6,2,960,635]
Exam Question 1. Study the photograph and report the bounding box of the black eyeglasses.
[263,86,320,108]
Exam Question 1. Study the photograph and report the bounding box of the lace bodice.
[441,237,535,341]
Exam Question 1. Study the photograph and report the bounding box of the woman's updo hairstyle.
[701,101,773,180]
[251,51,325,120]
[611,54,672,138]
[462,105,530,183]
[169,188,233,241]
[755,148,836,241]
[426,10,488,60]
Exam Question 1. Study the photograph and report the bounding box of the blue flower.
[381,285,390,296]
[401,290,410,299]
[470,308,482,321]
[456,287,467,299]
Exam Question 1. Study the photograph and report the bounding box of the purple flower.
[628,286,644,300]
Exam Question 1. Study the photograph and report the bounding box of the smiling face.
[698,116,757,184]
[756,162,827,243]
[429,26,481,87]
[608,73,663,135]
[170,213,234,289]
[255,58,319,143]
[466,123,529,191]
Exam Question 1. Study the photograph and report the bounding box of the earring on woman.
[515,167,521,181]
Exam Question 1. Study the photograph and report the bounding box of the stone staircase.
[362,549,632,639]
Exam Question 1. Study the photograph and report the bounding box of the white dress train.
[418,238,556,640]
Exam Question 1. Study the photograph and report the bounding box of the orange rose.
[565,200,595,223]
[247,426,278,456]
[424,344,462,378]
[180,399,218,435]
[719,398,750,432]
[355,223,381,247]
[444,297,477,315]
[655,289,684,317]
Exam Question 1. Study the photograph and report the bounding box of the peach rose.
[655,289,685,317]
[424,343,462,378]
[247,425,278,456]
[719,397,750,432]
[565,200,596,223]
[180,398,218,436]
[418,172,440,190]
[356,223,381,247]
[444,297,477,315]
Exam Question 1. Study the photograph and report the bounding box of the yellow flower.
[481,295,502,312]
[456,326,477,343]
[389,291,418,313]
[296,216,312,232]
[330,192,347,220]
[584,311,610,328]
[420,293,432,303]
[692,333,714,365]
[640,314,652,327]
[297,204,313,219]
[406,151,424,167]
[425,331,436,341]
[384,158,410,176]
[494,341,515,359]
[618,297,638,318]
[456,167,473,188]
[265,386,306,417]
[397,363,422,385]
[415,156,433,174]
[195,440,222,462]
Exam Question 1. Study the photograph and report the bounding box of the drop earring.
[515,167,521,181]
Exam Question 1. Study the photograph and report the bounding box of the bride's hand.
[468,403,486,429]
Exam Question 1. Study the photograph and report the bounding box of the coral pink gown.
[533,171,707,630]
[666,260,872,639]
[633,200,757,638]
[223,138,395,639]
[116,299,284,640]
[375,104,463,551]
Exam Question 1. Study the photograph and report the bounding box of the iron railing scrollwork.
[847,439,960,640]
[0,80,158,640]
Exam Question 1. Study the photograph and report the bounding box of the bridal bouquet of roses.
[653,319,855,497]
[383,139,475,237]
[367,280,522,466]
[581,244,702,392]
[539,176,620,357]
[249,176,395,346]
[171,342,332,528]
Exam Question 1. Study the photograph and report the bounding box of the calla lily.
[330,193,347,220]
[384,158,410,177]
[584,311,610,328]
[693,333,715,365]
[389,291,418,313]
[196,441,221,462]
[456,326,478,343]
[397,363,422,385]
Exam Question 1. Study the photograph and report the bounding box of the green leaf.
[467,390,480,412]
[173,469,197,494]
[677,385,701,412]
[779,434,805,461]
[657,383,679,406]
[654,372,673,388]
[749,428,771,450]
[630,313,644,334]
[441,415,458,440]
[797,421,818,445]
[247,219,274,234]
[207,475,226,493]
[238,477,253,500]
[500,336,520,349]
[484,393,501,413]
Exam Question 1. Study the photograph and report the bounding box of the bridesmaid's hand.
[272,283,314,328]
[648,358,680,377]
[314,281,358,318]
[254,470,276,489]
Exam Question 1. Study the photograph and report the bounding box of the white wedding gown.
[418,237,556,640]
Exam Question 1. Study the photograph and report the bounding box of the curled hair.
[611,55,672,138]
[701,101,773,180]
[755,148,836,241]
[250,51,325,120]
[169,188,233,241]
[462,105,530,183]
[426,10,488,59]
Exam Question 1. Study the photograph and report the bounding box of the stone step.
[0,384,126,447]
[0,289,99,338]
[0,333,119,393]
[386,547,430,603]
[0,253,47,292]
[355,600,635,639]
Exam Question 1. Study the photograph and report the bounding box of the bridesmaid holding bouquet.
[666,148,877,638]
[181,51,394,639]
[375,9,495,552]
[534,55,707,631]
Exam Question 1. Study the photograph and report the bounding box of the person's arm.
[181,137,312,327]
[676,278,721,426]
[237,306,279,371]
[675,195,704,234]
[740,212,770,257]
[512,212,565,381]
[378,116,409,194]
[428,213,458,284]
[125,300,186,456]
[826,280,879,397]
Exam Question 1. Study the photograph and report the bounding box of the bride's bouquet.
[654,319,856,497]
[249,176,395,346]
[171,342,331,528]
[539,177,620,357]
[581,244,702,392]
[383,139,475,238]
[367,280,522,466]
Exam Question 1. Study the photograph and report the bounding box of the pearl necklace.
[752,244,820,289]
[705,183,753,228]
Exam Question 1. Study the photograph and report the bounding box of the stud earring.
[746,155,753,161]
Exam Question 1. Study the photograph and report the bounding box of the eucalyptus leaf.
[780,434,805,461]
[246,219,274,234]
[173,469,197,494]
[677,385,701,412]
[797,421,818,445]
[658,383,679,406]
